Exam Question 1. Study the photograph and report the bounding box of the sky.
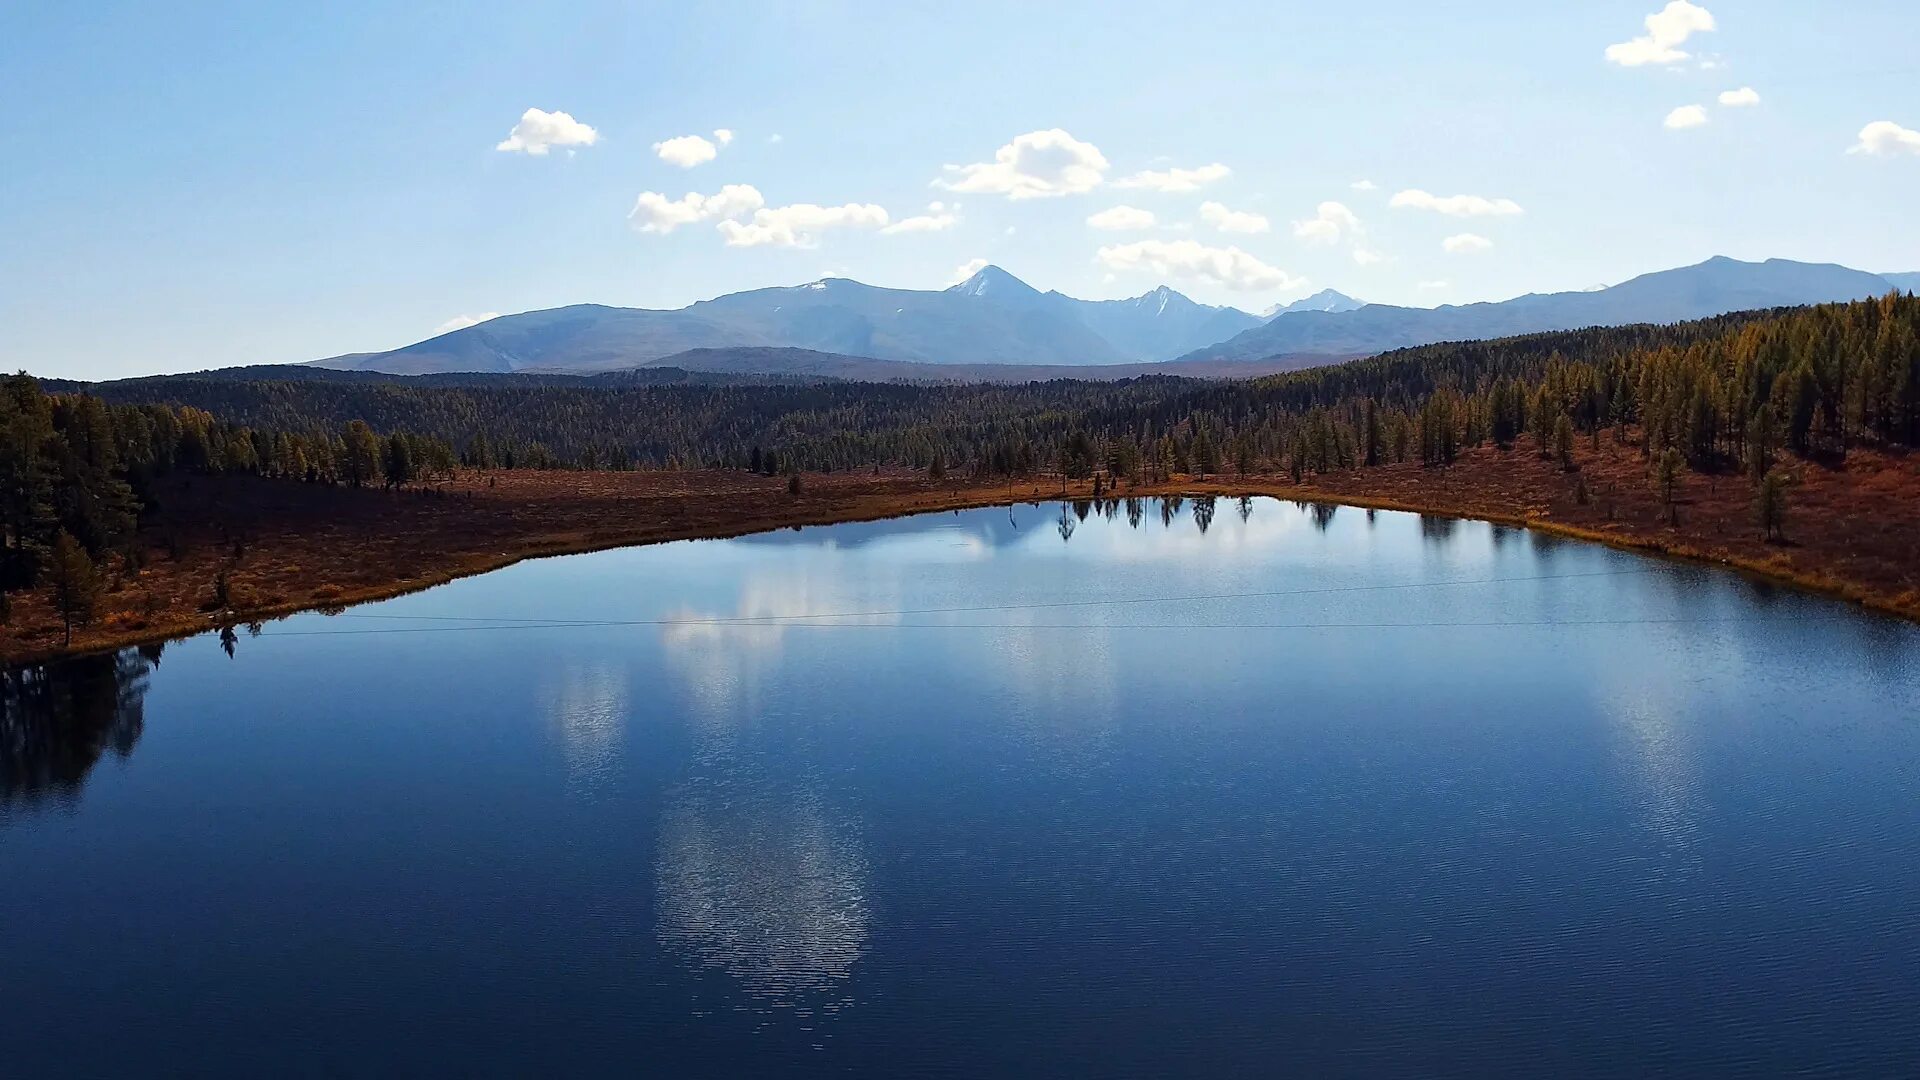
[2,1,1917,380]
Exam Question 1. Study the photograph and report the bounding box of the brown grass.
[5,433,1917,663]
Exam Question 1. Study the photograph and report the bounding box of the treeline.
[77,295,1919,481]
[13,293,1910,645]
[0,373,456,602]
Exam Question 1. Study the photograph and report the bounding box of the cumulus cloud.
[1418,280,1450,292]
[718,202,890,248]
[713,128,735,146]
[1351,248,1386,266]
[1292,201,1359,243]
[1848,120,1920,157]
[495,108,599,155]
[950,258,990,285]
[1351,179,1379,192]
[628,184,765,234]
[1200,201,1270,235]
[654,134,720,168]
[1442,233,1493,254]
[1113,163,1231,192]
[935,129,1109,199]
[1389,189,1524,216]
[1664,104,1709,130]
[1605,1,1715,67]
[1718,87,1760,107]
[1087,205,1157,231]
[881,201,960,235]
[434,313,501,335]
[1096,239,1305,293]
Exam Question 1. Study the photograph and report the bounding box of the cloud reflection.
[655,571,873,1015]
[656,781,869,1010]
[542,662,627,793]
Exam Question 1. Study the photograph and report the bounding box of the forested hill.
[4,295,1915,612]
[71,302,1880,470]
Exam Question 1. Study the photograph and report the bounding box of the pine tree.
[384,432,414,489]
[1653,449,1684,525]
[1757,469,1790,542]
[0,376,57,588]
[48,529,100,645]
[342,421,381,488]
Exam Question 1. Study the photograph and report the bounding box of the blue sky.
[3,1,1916,380]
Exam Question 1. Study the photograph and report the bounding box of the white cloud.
[713,128,735,146]
[1389,189,1524,216]
[1718,87,1760,107]
[1292,201,1359,243]
[767,133,784,144]
[1096,239,1306,293]
[882,201,960,235]
[1351,247,1386,266]
[495,108,599,155]
[1086,205,1157,231]
[1664,104,1710,130]
[1113,163,1231,192]
[950,258,990,285]
[628,184,765,234]
[654,134,719,168]
[1200,201,1270,235]
[1848,120,1920,157]
[1350,179,1378,192]
[935,129,1109,199]
[717,202,890,248]
[434,312,500,335]
[1605,1,1715,67]
[1418,280,1450,292]
[1442,233,1493,254]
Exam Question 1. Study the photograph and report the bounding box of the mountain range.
[313,266,1290,376]
[1177,257,1912,364]
[311,257,1915,379]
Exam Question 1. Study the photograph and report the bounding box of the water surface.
[5,498,1919,1077]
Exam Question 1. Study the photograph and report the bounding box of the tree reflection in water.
[1,644,160,812]
[1192,495,1216,534]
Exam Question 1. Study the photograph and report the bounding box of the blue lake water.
[4,497,1919,1077]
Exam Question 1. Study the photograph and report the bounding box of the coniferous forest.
[3,294,1916,616]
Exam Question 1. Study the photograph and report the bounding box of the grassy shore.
[5,433,1918,663]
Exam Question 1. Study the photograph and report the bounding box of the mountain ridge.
[311,257,1917,378]
[1175,257,1914,364]
[315,267,1265,376]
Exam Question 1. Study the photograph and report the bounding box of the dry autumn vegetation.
[3,293,1917,662]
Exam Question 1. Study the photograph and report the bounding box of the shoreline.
[7,444,1918,665]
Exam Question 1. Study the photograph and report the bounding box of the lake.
[4,497,1919,1077]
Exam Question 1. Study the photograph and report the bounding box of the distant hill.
[312,266,1268,376]
[1265,289,1365,317]
[1882,271,1920,292]
[70,363,804,394]
[81,347,1345,396]
[1053,284,1264,362]
[1179,257,1910,364]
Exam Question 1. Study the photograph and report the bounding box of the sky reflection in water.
[4,498,1920,1078]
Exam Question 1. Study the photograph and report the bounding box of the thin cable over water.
[324,567,1671,627]
[261,613,1849,639]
